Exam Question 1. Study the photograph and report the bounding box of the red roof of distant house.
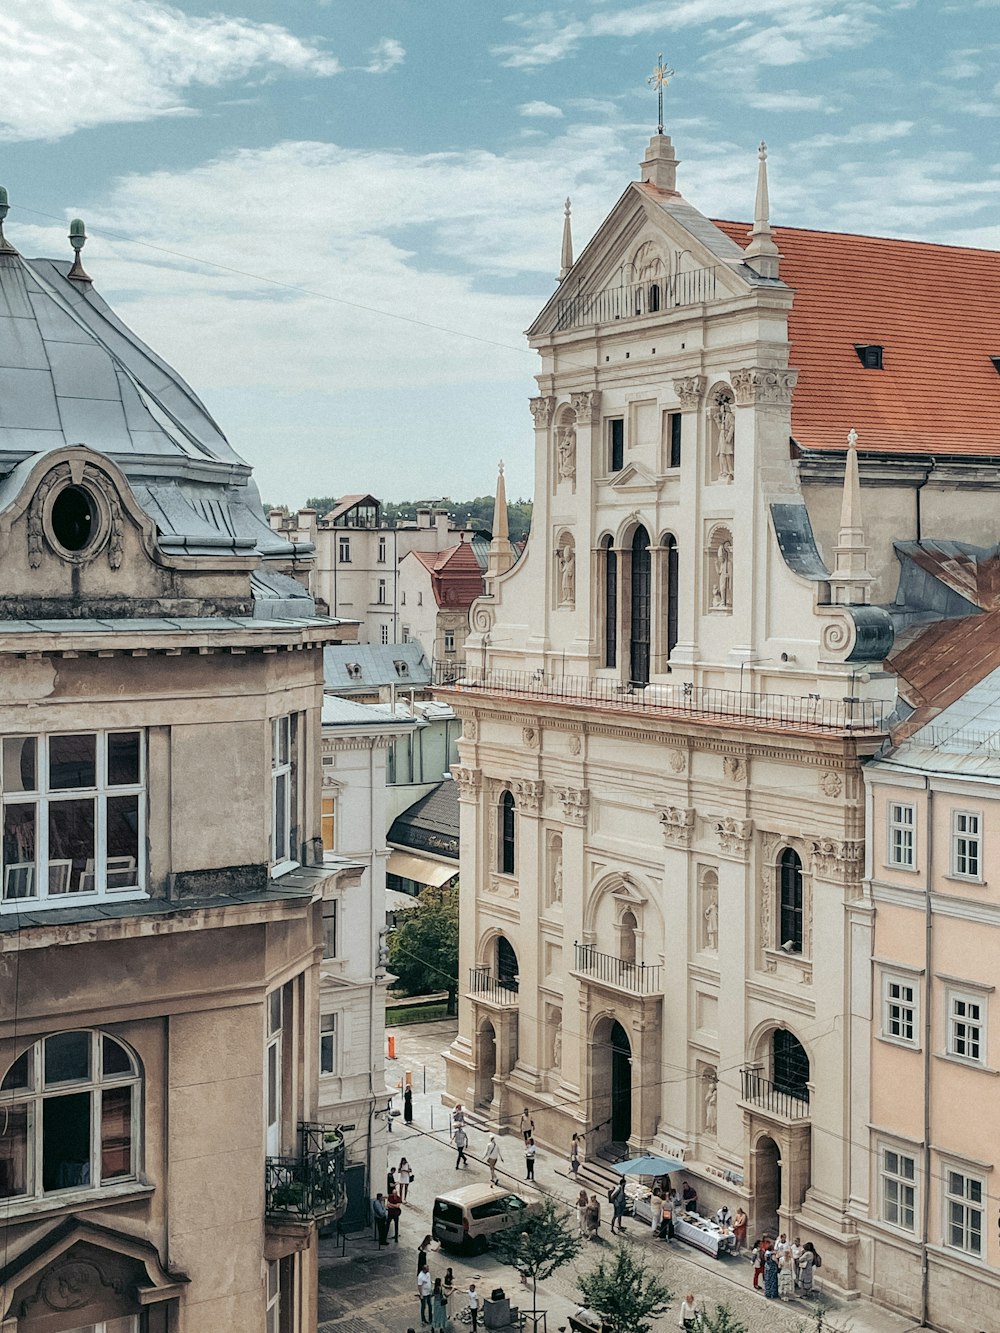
[713,220,1000,457]
[408,541,484,610]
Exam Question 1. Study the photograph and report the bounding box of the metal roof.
[881,663,1000,779]
[388,779,460,860]
[322,696,417,730]
[324,641,431,692]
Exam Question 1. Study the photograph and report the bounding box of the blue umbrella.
[611,1154,684,1176]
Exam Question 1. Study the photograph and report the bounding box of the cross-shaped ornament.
[647,53,675,135]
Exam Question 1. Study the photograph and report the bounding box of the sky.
[1,1,998,508]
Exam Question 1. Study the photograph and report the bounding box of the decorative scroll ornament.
[513,778,544,814]
[729,366,798,406]
[529,395,557,426]
[810,836,864,883]
[658,805,695,848]
[722,755,746,783]
[27,465,69,568]
[570,389,602,426]
[463,717,479,741]
[557,786,590,825]
[819,614,854,658]
[470,601,495,636]
[673,374,707,410]
[451,766,482,800]
[759,831,781,968]
[714,815,753,858]
[522,726,539,749]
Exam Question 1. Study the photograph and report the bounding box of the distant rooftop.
[324,641,431,694]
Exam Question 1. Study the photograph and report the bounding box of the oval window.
[50,486,96,552]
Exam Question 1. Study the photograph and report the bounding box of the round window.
[50,486,97,552]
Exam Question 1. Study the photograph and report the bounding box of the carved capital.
[557,786,590,825]
[513,778,544,814]
[810,836,864,883]
[713,815,753,858]
[658,805,695,848]
[530,394,557,426]
[451,766,482,801]
[729,366,798,406]
[672,374,707,410]
[570,389,602,426]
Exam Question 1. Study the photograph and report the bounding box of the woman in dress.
[798,1242,817,1296]
[442,1268,455,1301]
[431,1277,449,1331]
[397,1157,412,1202]
[733,1207,748,1251]
[403,1085,413,1124]
[777,1251,795,1300]
[763,1250,780,1300]
[417,1235,432,1275]
[576,1188,590,1237]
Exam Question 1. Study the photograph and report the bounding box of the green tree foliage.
[386,883,459,1012]
[577,1244,673,1333]
[491,1198,581,1318]
[698,1304,750,1333]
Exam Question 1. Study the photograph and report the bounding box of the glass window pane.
[49,734,97,790]
[48,798,95,892]
[0,1101,29,1198]
[2,737,36,793]
[42,1090,91,1191]
[101,1085,133,1180]
[106,795,140,888]
[267,1042,278,1126]
[269,989,282,1036]
[3,803,37,899]
[44,1031,91,1084]
[1,1049,31,1092]
[102,1036,134,1078]
[107,732,141,787]
[274,771,288,859]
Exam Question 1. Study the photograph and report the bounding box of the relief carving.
[529,395,557,426]
[522,726,539,750]
[820,771,843,798]
[568,733,582,757]
[463,718,479,741]
[556,535,576,608]
[570,389,602,426]
[722,755,746,783]
[673,374,707,410]
[667,749,686,774]
[759,831,781,967]
[451,766,482,800]
[557,786,590,825]
[513,778,544,814]
[556,422,576,485]
[729,366,798,406]
[714,816,752,858]
[658,805,695,848]
[810,836,864,883]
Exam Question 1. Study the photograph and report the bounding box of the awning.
[386,850,457,889]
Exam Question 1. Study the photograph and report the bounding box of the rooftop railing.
[574,942,662,996]
[554,268,720,332]
[265,1122,347,1224]
[468,966,520,1005]
[433,662,888,735]
[739,1068,810,1122]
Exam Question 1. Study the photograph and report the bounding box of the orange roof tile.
[713,220,1000,457]
[405,541,484,610]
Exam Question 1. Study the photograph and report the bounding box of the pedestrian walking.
[417,1235,433,1274]
[403,1085,413,1124]
[678,1293,697,1330]
[452,1103,466,1132]
[570,1132,583,1178]
[387,1185,402,1241]
[372,1192,389,1247]
[397,1157,413,1202]
[519,1107,534,1143]
[658,1198,675,1243]
[417,1267,433,1325]
[525,1136,537,1180]
[485,1134,502,1183]
[467,1282,480,1332]
[610,1178,628,1234]
[576,1187,589,1236]
[453,1125,469,1169]
[585,1193,601,1240]
[431,1277,449,1331]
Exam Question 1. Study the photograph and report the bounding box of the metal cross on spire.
[647,53,674,135]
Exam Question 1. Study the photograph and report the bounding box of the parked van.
[432,1182,542,1251]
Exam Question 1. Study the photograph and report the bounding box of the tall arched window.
[603,536,617,668]
[499,790,516,876]
[663,534,678,661]
[779,848,803,953]
[0,1031,140,1200]
[496,936,519,991]
[620,909,637,965]
[772,1029,810,1102]
[648,283,661,313]
[629,526,651,686]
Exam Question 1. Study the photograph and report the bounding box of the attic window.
[855,344,883,370]
[345,663,362,681]
[991,356,1000,376]
[394,660,409,678]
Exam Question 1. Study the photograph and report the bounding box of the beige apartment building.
[0,209,356,1330]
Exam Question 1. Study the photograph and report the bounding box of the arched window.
[772,1029,810,1102]
[499,790,516,876]
[620,909,637,965]
[496,936,519,991]
[630,526,651,686]
[648,283,661,313]
[0,1031,140,1200]
[779,848,803,953]
[663,534,678,660]
[603,536,617,668]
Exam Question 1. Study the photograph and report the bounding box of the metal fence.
[574,942,662,995]
[554,267,719,331]
[468,966,519,1005]
[740,1068,810,1121]
[265,1122,347,1222]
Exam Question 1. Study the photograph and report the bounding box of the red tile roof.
[407,541,484,610]
[713,220,1000,457]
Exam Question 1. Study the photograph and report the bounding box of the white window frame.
[265,988,283,1157]
[951,809,982,881]
[378,578,387,605]
[944,1165,984,1258]
[322,898,338,958]
[338,536,351,563]
[887,801,916,869]
[444,630,456,655]
[381,625,390,645]
[878,1144,917,1232]
[1,731,146,912]
[881,973,919,1047]
[378,536,387,564]
[270,715,297,874]
[946,989,986,1065]
[266,1258,281,1333]
[320,1012,338,1075]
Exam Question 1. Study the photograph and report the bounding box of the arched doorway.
[476,1021,496,1106]
[630,527,651,685]
[754,1134,781,1237]
[610,1021,632,1145]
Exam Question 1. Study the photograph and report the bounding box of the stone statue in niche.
[712,393,735,481]
[703,883,719,951]
[557,543,576,606]
[556,423,576,484]
[704,1070,718,1135]
[713,540,733,609]
[551,841,563,904]
[552,1018,562,1070]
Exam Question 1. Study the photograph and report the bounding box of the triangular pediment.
[609,460,658,490]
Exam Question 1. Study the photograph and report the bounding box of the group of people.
[372,1157,415,1244]
[415,1237,482,1331]
[575,1187,604,1240]
[752,1232,820,1298]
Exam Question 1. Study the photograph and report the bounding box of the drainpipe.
[914,460,933,542]
[920,780,933,1328]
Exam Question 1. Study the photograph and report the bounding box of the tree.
[698,1305,749,1333]
[577,1244,672,1333]
[386,883,459,1012]
[492,1198,581,1321]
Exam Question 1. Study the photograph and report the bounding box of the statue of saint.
[558,544,575,605]
[715,540,732,608]
[551,846,563,903]
[704,1075,718,1135]
[713,395,735,480]
[704,887,719,951]
[552,1022,562,1070]
[556,425,576,483]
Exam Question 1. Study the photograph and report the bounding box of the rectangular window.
[381,625,390,645]
[883,975,918,1045]
[880,1147,916,1231]
[444,631,456,654]
[609,418,624,472]
[338,536,351,563]
[945,1169,983,1255]
[888,802,916,868]
[321,796,336,853]
[270,716,297,869]
[1,732,145,907]
[947,991,985,1064]
[320,1013,338,1075]
[266,1259,281,1333]
[952,810,981,880]
[669,412,682,469]
[378,578,387,604]
[378,536,387,563]
[322,899,337,958]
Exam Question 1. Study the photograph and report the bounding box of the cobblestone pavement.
[319,1021,920,1333]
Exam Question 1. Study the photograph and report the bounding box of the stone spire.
[829,429,872,605]
[487,460,514,585]
[559,198,573,280]
[743,141,781,280]
[639,134,680,193]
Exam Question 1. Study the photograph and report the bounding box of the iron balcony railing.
[555,268,720,332]
[432,662,888,735]
[468,966,519,1005]
[265,1122,347,1224]
[574,942,662,996]
[740,1068,810,1121]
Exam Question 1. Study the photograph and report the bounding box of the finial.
[847,427,859,449]
[67,218,93,283]
[499,459,505,477]
[759,140,767,161]
[559,197,574,281]
[744,140,781,280]
[0,186,16,255]
[647,53,674,136]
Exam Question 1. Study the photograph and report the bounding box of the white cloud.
[365,38,405,74]
[519,101,564,118]
[0,0,339,142]
[744,91,835,112]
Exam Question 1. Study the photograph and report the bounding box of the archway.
[754,1134,781,1238]
[610,1021,632,1146]
[496,936,519,992]
[476,1021,496,1107]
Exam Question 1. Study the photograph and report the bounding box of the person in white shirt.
[485,1134,502,1184]
[773,1232,791,1257]
[715,1205,733,1229]
[524,1136,537,1180]
[467,1283,480,1332]
[416,1267,433,1326]
[678,1294,697,1330]
[649,1191,664,1235]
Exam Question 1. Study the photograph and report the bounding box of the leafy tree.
[577,1244,672,1333]
[698,1304,749,1333]
[492,1198,581,1320]
[386,883,459,1013]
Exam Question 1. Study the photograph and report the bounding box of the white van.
[432,1182,542,1251]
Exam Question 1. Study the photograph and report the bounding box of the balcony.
[432,662,887,737]
[574,942,662,996]
[265,1123,347,1224]
[739,1068,810,1122]
[554,268,720,332]
[468,966,519,1007]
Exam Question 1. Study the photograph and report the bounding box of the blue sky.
[2,1,998,506]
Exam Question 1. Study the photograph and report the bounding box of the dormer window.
[991,356,1000,376]
[345,663,362,681]
[855,344,884,369]
[394,660,409,678]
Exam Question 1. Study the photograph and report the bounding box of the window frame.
[338,536,351,563]
[444,630,456,655]
[943,1165,984,1258]
[881,972,919,1047]
[322,898,338,958]
[668,412,682,470]
[377,536,387,564]
[320,1013,338,1076]
[951,809,982,881]
[878,1144,917,1233]
[945,988,986,1066]
[377,578,387,605]
[778,848,804,954]
[270,715,298,874]
[608,418,624,473]
[498,790,516,877]
[887,801,916,870]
